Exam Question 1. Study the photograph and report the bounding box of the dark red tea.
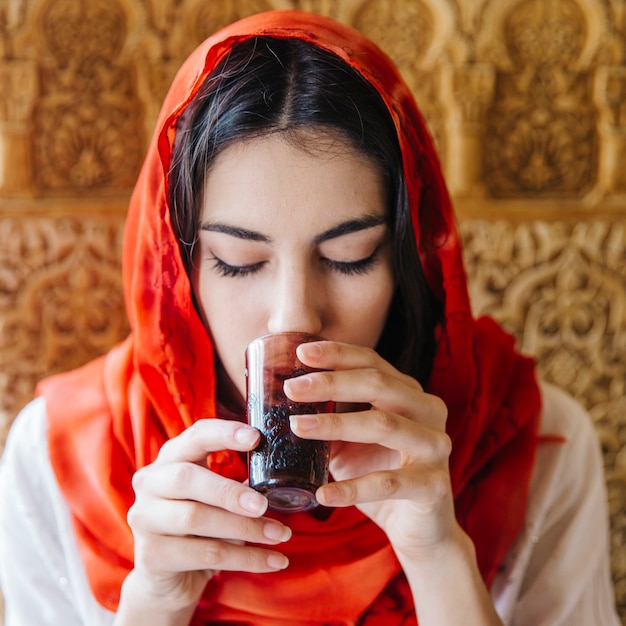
[246,333,333,512]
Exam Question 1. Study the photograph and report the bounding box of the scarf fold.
[39,10,541,624]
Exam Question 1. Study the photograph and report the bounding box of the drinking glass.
[246,332,333,512]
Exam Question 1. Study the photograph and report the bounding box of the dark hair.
[169,37,441,386]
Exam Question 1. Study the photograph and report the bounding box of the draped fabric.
[39,10,541,624]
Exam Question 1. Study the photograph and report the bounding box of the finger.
[128,497,292,546]
[297,341,418,387]
[285,368,447,429]
[156,419,260,465]
[134,534,289,574]
[290,410,451,463]
[315,465,451,509]
[132,462,269,518]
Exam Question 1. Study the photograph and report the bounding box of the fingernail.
[264,522,292,542]
[290,414,319,431]
[299,342,322,359]
[267,554,289,570]
[239,490,267,515]
[320,484,340,504]
[284,375,312,393]
[235,426,259,447]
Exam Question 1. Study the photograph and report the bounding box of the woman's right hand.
[120,419,292,620]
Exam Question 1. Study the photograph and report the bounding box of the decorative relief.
[597,66,626,130]
[460,219,626,615]
[353,0,434,65]
[448,63,495,128]
[0,213,128,454]
[483,0,598,197]
[443,62,495,196]
[461,220,625,401]
[33,0,145,191]
[595,65,626,194]
[151,0,282,67]
[184,0,277,49]
[133,58,182,147]
[0,60,37,122]
[0,60,37,193]
[292,0,344,19]
[352,0,448,155]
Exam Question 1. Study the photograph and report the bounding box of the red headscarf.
[39,10,540,625]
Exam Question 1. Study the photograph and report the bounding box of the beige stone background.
[0,0,625,622]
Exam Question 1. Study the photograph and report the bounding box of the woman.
[0,10,619,626]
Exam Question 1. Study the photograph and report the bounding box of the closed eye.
[208,249,380,278]
[322,250,379,276]
[209,256,265,278]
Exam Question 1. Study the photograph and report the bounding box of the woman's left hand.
[284,340,455,560]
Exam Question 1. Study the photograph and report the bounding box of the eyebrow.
[200,214,387,244]
[200,223,270,242]
[314,215,387,244]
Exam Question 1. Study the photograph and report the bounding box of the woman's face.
[193,132,395,402]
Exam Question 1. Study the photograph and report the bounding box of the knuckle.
[241,547,264,571]
[339,343,377,364]
[131,467,146,492]
[332,341,347,359]
[134,538,158,570]
[364,367,387,392]
[178,501,203,533]
[427,467,452,500]
[134,550,151,570]
[234,516,257,540]
[436,433,452,460]
[327,411,343,430]
[377,471,400,497]
[429,395,449,425]
[185,419,208,444]
[170,462,195,491]
[342,481,358,503]
[319,370,335,388]
[126,503,141,530]
[363,345,380,365]
[402,466,451,508]
[157,435,177,458]
[412,467,450,504]
[201,541,226,568]
[373,410,397,434]
[214,478,238,508]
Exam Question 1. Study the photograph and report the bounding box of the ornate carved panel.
[461,218,626,614]
[352,0,450,156]
[596,64,626,194]
[32,0,145,192]
[0,60,37,193]
[0,210,128,452]
[483,0,598,197]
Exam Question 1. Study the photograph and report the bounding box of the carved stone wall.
[1,0,625,622]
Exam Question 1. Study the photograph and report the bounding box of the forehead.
[201,132,388,229]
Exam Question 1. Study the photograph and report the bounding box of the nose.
[266,263,324,336]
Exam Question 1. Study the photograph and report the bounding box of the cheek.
[331,269,395,347]
[199,295,248,397]
[365,280,396,342]
[194,272,265,397]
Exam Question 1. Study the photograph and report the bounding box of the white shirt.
[0,383,620,625]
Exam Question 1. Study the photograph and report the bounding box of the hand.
[284,340,455,560]
[124,419,292,614]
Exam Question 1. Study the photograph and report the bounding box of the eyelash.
[322,253,378,276]
[210,258,265,278]
[209,250,379,278]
